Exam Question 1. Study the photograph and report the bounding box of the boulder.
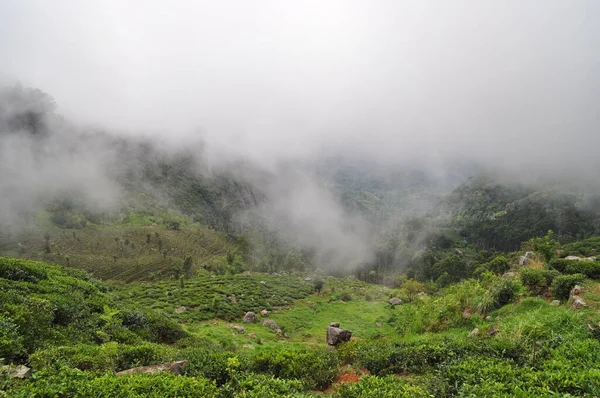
[329,322,340,327]
[487,324,499,336]
[248,333,257,339]
[565,256,583,261]
[1,365,31,379]
[260,309,270,317]
[572,297,587,310]
[243,311,258,323]
[233,325,246,334]
[570,285,583,297]
[174,306,186,313]
[519,256,528,266]
[376,322,383,328]
[116,360,189,376]
[262,319,280,331]
[327,325,352,346]
[520,251,535,265]
[389,297,402,305]
[551,300,561,306]
[469,328,480,337]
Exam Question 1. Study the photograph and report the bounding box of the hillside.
[4,243,600,396]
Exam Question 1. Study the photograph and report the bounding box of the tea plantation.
[3,253,600,397]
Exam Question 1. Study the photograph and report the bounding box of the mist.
[1,1,600,270]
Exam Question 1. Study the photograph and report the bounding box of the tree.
[402,279,426,301]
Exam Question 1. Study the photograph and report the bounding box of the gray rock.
[327,325,352,346]
[233,325,246,334]
[243,344,255,349]
[487,324,499,336]
[389,297,402,305]
[1,365,31,379]
[572,297,587,310]
[565,256,583,261]
[174,306,186,313]
[551,300,561,306]
[571,285,583,297]
[262,319,280,331]
[243,311,258,323]
[260,309,270,317]
[469,328,480,337]
[329,322,340,327]
[116,361,188,376]
[520,251,536,265]
[519,256,528,266]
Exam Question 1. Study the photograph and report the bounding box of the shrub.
[550,274,586,301]
[487,256,510,275]
[334,375,428,398]
[181,347,234,385]
[477,278,522,315]
[145,312,186,343]
[565,261,600,279]
[549,259,572,273]
[519,268,559,295]
[0,258,48,282]
[248,346,339,389]
[0,315,24,361]
[233,374,312,398]
[313,278,324,293]
[115,343,177,371]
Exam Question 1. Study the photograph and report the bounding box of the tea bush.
[519,268,559,295]
[248,346,339,389]
[334,375,428,398]
[549,274,586,301]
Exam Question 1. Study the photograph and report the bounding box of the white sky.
[1,1,599,167]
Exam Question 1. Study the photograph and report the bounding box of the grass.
[169,278,394,348]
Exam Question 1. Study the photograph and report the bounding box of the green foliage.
[233,374,312,398]
[549,274,586,301]
[334,375,428,398]
[313,278,324,293]
[0,315,24,361]
[5,366,218,398]
[531,230,560,262]
[519,267,560,295]
[118,274,313,322]
[550,258,600,278]
[248,346,339,389]
[29,342,178,373]
[565,261,600,279]
[399,279,427,302]
[479,255,510,275]
[477,278,522,315]
[0,257,186,363]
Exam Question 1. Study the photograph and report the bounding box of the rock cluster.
[327,322,352,346]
